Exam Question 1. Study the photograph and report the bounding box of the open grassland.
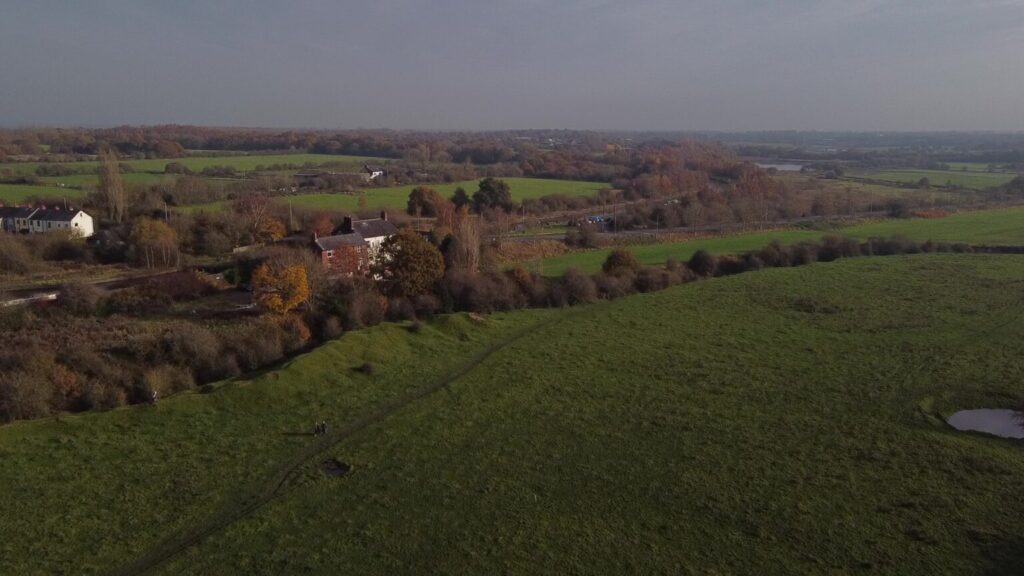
[851,168,1017,190]
[285,178,609,212]
[0,153,381,177]
[0,183,87,203]
[532,206,1024,275]
[38,172,179,189]
[842,206,1024,244]
[3,255,1024,574]
[528,230,822,275]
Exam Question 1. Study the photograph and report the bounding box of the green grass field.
[3,255,1024,574]
[0,153,382,177]
[0,183,87,203]
[531,206,1024,275]
[285,178,609,212]
[38,172,178,189]
[851,168,1017,190]
[528,230,823,275]
[843,206,1024,245]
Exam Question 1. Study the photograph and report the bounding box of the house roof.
[0,206,38,219]
[30,208,82,222]
[348,218,397,239]
[364,164,386,172]
[314,232,365,252]
[295,170,326,178]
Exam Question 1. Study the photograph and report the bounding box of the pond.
[947,409,1024,439]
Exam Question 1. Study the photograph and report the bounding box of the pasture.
[0,183,87,204]
[2,255,1024,574]
[850,168,1017,190]
[0,153,381,178]
[527,229,822,275]
[531,206,1024,275]
[285,178,610,212]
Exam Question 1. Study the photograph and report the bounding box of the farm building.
[0,206,95,238]
[312,211,397,271]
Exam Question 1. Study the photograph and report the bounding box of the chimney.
[341,216,354,234]
[380,210,388,221]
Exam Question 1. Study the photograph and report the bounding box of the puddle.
[947,409,1024,439]
[322,458,353,477]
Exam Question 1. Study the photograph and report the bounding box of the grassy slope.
[3,255,1024,574]
[285,178,609,211]
[532,206,1024,275]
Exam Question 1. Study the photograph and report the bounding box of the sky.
[1,0,1023,131]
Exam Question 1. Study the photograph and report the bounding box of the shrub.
[688,250,717,277]
[817,235,862,262]
[602,248,641,275]
[788,243,819,266]
[593,272,634,300]
[278,315,312,353]
[0,371,53,423]
[387,297,418,322]
[142,365,195,396]
[563,267,597,305]
[634,267,670,292]
[60,282,102,317]
[358,362,375,375]
[0,236,35,274]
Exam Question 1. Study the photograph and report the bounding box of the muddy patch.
[947,409,1024,439]
[322,458,353,478]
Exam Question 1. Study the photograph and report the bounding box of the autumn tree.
[130,218,180,268]
[234,194,285,243]
[374,228,445,297]
[446,208,481,272]
[407,186,444,217]
[252,262,310,314]
[98,146,127,223]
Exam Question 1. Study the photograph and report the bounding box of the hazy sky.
[2,1,1023,131]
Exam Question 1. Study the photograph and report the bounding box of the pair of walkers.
[314,420,329,436]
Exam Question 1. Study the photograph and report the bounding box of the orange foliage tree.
[252,263,310,314]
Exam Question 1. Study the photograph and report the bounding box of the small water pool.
[947,409,1024,439]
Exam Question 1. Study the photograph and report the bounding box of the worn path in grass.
[108,308,588,576]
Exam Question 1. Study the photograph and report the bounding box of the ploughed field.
[2,255,1024,574]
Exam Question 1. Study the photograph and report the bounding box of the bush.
[357,362,375,375]
[0,371,53,423]
[0,236,35,274]
[563,267,597,305]
[688,250,717,277]
[602,248,641,275]
[817,235,862,262]
[142,365,195,396]
[278,315,312,353]
[60,282,102,317]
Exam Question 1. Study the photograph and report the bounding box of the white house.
[0,206,95,238]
